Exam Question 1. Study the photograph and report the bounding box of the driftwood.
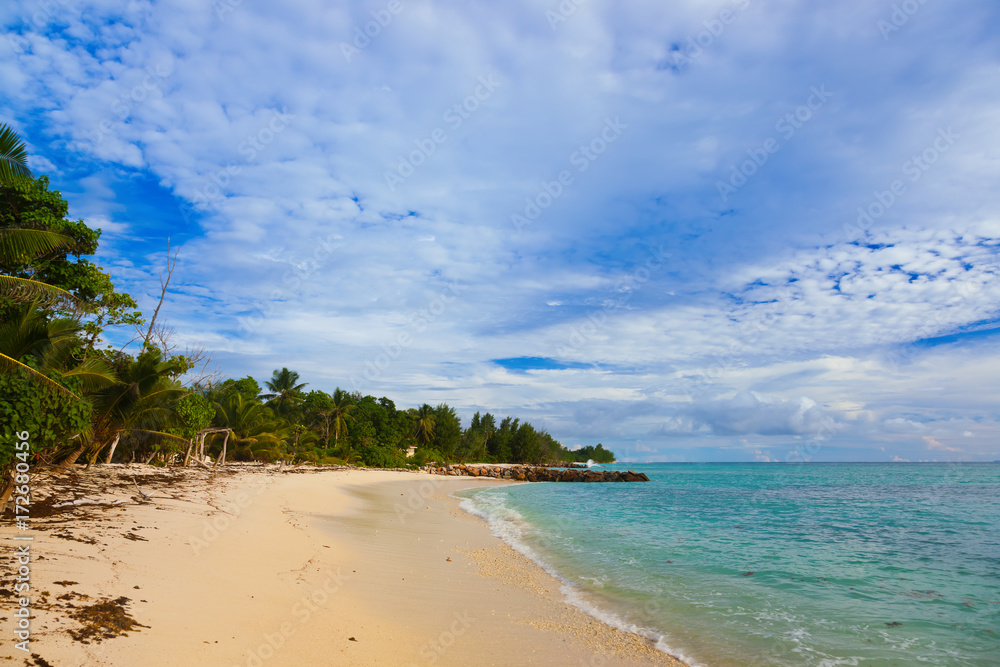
[189,456,213,470]
[212,431,231,470]
[182,428,232,468]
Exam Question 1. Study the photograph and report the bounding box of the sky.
[3,0,999,462]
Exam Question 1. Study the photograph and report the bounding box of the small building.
[405,444,417,458]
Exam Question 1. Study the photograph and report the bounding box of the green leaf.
[0,123,32,186]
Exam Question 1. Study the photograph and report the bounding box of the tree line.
[0,124,614,509]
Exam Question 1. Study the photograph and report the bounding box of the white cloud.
[3,0,999,460]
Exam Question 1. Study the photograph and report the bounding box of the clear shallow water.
[457,463,1000,666]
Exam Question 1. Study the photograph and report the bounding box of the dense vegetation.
[0,125,614,509]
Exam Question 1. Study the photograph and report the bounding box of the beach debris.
[348,636,358,642]
[446,557,452,562]
[30,654,55,667]
[68,596,148,643]
[131,476,155,501]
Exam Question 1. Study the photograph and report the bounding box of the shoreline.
[0,464,687,666]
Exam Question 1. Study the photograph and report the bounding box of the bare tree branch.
[142,238,179,349]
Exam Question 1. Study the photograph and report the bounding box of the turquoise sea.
[457,463,1000,666]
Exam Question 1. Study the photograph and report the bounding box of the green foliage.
[511,422,541,463]
[0,123,32,185]
[0,370,92,467]
[0,175,141,334]
[216,376,262,402]
[174,393,214,439]
[412,447,444,466]
[563,443,616,463]
[431,403,462,458]
[262,367,307,415]
[358,440,405,468]
[211,393,287,462]
[409,403,436,445]
[489,416,517,462]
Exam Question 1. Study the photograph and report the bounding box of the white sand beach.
[1,465,685,666]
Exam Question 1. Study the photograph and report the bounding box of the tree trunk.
[182,438,194,467]
[104,434,122,464]
[60,442,88,468]
[142,450,156,464]
[0,472,14,516]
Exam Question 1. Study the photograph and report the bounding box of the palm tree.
[328,388,356,449]
[0,123,31,185]
[409,404,436,445]
[262,367,307,415]
[212,393,287,462]
[0,301,115,392]
[68,348,189,467]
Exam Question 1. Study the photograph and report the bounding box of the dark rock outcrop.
[423,464,649,483]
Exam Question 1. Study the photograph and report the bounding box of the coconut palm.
[0,122,31,185]
[262,367,308,415]
[0,301,115,400]
[328,388,356,449]
[211,393,288,462]
[68,348,189,466]
[409,403,436,445]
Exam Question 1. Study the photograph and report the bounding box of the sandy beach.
[1,465,685,666]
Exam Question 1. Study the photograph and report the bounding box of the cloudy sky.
[4,0,999,462]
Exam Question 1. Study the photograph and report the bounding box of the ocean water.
[457,463,1000,666]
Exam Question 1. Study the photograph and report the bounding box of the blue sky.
[3,0,999,462]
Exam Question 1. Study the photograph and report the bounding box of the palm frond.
[61,358,117,392]
[0,352,84,400]
[0,123,32,185]
[130,429,192,445]
[0,228,75,263]
[0,275,81,308]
